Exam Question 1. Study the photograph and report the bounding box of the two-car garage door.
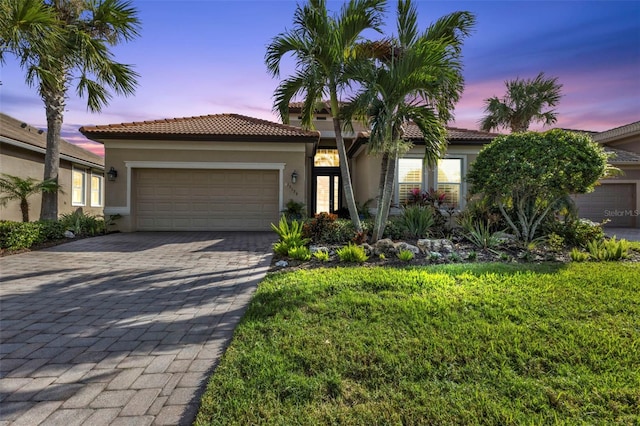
[134,169,279,231]
[572,183,637,227]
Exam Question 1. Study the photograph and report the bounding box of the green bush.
[546,232,565,252]
[382,218,405,240]
[463,220,505,249]
[313,249,330,262]
[59,210,105,236]
[302,215,372,245]
[587,237,630,261]
[288,245,311,261]
[336,243,368,263]
[303,212,338,242]
[0,221,42,250]
[467,130,609,243]
[546,218,605,248]
[570,248,590,262]
[282,199,306,221]
[456,196,504,232]
[271,216,309,246]
[400,205,434,239]
[37,220,66,243]
[396,249,414,262]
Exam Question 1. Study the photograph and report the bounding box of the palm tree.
[265,0,386,233]
[344,1,475,241]
[479,72,563,133]
[1,0,140,220]
[0,174,62,222]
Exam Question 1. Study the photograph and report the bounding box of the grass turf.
[195,262,640,425]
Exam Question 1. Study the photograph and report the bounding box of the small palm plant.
[0,174,62,222]
[271,215,310,257]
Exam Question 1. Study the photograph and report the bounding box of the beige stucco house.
[0,113,105,222]
[572,121,640,227]
[80,114,319,231]
[80,106,497,232]
[80,104,639,232]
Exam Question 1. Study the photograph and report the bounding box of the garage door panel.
[134,168,279,231]
[573,183,636,227]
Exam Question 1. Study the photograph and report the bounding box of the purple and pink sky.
[1,0,639,157]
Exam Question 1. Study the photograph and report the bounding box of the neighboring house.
[79,107,498,232]
[0,113,105,222]
[572,121,640,228]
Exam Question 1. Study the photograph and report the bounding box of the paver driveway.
[0,232,274,425]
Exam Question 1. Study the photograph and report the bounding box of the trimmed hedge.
[0,215,101,251]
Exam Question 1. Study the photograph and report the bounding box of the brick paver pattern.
[0,232,274,425]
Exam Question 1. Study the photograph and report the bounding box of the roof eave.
[80,132,318,143]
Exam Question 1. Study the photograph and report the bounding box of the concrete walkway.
[605,227,640,241]
[0,232,274,425]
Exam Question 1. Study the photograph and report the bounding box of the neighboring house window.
[435,158,463,209]
[396,157,464,209]
[91,173,103,207]
[397,158,423,205]
[72,167,86,206]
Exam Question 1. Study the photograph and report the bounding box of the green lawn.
[195,263,640,425]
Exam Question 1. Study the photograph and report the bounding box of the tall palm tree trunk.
[372,152,389,241]
[40,90,65,221]
[330,94,362,234]
[372,151,397,242]
[332,117,362,234]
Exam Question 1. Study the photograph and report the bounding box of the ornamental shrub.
[0,221,41,250]
[336,243,368,263]
[466,129,610,243]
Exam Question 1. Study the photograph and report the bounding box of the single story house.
[572,121,640,227]
[79,105,497,232]
[80,106,639,232]
[0,113,105,222]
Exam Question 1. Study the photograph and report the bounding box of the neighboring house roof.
[593,121,640,144]
[80,114,320,142]
[0,113,104,169]
[604,147,640,164]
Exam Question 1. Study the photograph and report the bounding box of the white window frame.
[395,155,466,210]
[90,173,104,207]
[72,167,86,206]
[396,158,424,206]
[433,157,465,210]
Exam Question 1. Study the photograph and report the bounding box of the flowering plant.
[406,188,447,207]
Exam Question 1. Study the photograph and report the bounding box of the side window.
[91,173,104,207]
[397,158,423,205]
[436,158,462,209]
[72,168,86,206]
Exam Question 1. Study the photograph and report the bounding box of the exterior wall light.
[291,170,298,184]
[107,167,118,181]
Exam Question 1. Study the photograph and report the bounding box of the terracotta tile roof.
[80,114,320,141]
[356,123,500,142]
[0,113,104,168]
[605,147,640,164]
